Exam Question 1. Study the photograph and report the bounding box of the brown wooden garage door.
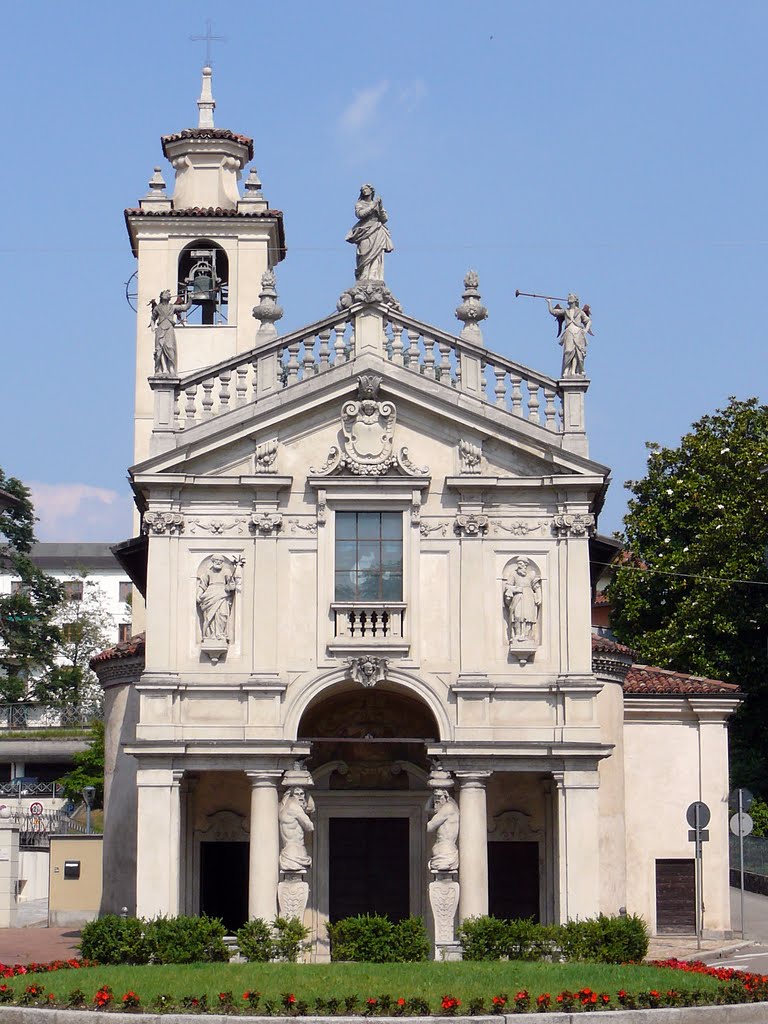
[656,859,695,933]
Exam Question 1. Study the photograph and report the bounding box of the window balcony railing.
[331,602,406,640]
[0,703,102,731]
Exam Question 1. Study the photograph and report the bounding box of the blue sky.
[1,1,766,541]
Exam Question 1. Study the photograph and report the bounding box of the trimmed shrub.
[457,913,648,964]
[273,916,310,962]
[456,916,509,961]
[391,917,430,963]
[145,914,228,964]
[236,918,273,962]
[79,914,150,965]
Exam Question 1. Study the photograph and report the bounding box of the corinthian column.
[457,772,491,920]
[247,772,281,921]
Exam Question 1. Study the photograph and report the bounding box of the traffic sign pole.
[695,802,702,950]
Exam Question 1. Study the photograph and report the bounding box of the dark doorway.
[200,841,248,933]
[488,842,540,921]
[329,817,410,922]
[656,859,696,933]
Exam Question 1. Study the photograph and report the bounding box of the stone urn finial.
[252,269,284,342]
[455,270,488,345]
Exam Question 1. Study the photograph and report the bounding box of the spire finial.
[197,65,216,129]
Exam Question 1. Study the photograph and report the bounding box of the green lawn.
[6,961,726,1005]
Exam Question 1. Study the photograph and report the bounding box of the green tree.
[607,397,768,792]
[58,718,104,806]
[0,469,62,702]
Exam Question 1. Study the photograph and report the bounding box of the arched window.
[177,240,229,325]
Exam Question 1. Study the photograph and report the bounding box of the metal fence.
[0,702,102,730]
[8,808,87,849]
[730,832,768,876]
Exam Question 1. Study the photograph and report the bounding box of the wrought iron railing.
[0,702,102,731]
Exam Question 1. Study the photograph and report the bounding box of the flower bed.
[0,956,764,1014]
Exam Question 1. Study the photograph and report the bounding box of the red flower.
[492,995,507,1006]
[287,993,296,1004]
[397,998,406,1006]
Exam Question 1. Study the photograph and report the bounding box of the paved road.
[700,887,768,973]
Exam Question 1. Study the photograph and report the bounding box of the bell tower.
[125,66,286,462]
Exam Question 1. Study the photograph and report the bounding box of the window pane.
[335,512,357,539]
[357,572,380,600]
[335,574,355,601]
[381,573,403,600]
[335,541,358,570]
[381,542,402,571]
[381,513,402,539]
[356,541,381,570]
[357,512,381,539]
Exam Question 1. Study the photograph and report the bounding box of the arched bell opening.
[177,239,229,325]
[298,681,438,791]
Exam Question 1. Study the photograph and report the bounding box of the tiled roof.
[161,128,254,161]
[624,664,741,696]
[90,632,145,667]
[591,633,635,658]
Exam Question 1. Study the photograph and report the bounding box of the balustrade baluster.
[302,337,316,378]
[528,382,541,423]
[544,387,557,430]
[202,379,215,419]
[510,376,523,417]
[173,389,181,429]
[438,339,452,383]
[286,340,301,383]
[184,384,198,428]
[391,322,404,366]
[318,328,331,371]
[236,365,248,407]
[455,352,463,390]
[405,327,419,369]
[219,370,231,413]
[251,352,260,400]
[348,327,356,359]
[493,363,507,407]
[423,335,435,377]
[333,323,347,364]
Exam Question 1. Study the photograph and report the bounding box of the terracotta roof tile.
[591,633,635,657]
[90,632,145,667]
[624,664,742,696]
[161,127,254,161]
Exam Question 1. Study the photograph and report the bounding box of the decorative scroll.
[250,512,283,535]
[143,512,184,535]
[454,513,489,537]
[552,513,595,537]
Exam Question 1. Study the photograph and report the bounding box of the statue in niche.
[503,557,542,646]
[426,788,460,872]
[151,290,191,375]
[278,786,315,872]
[346,184,394,281]
[196,555,240,642]
[547,294,592,377]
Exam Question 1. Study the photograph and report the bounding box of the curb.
[690,941,759,961]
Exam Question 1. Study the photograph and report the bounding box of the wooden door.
[656,858,695,933]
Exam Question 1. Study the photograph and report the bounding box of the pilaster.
[135,766,182,919]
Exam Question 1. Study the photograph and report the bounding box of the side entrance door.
[200,841,249,933]
[328,817,410,921]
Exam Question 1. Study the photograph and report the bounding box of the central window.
[335,512,403,601]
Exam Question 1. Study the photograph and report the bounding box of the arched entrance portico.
[298,681,440,960]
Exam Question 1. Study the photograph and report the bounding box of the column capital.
[246,770,283,788]
[455,771,492,788]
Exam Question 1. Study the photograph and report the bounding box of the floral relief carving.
[143,512,184,535]
[552,513,595,537]
[346,655,388,688]
[188,517,246,536]
[289,518,318,535]
[493,519,542,536]
[420,521,450,538]
[458,439,482,474]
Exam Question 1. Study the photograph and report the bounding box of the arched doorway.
[298,682,439,956]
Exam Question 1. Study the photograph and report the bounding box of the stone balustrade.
[331,602,406,640]
[150,304,587,453]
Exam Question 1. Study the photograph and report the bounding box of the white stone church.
[94,68,740,955]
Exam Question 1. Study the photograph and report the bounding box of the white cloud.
[339,81,390,135]
[28,482,135,542]
[337,80,426,161]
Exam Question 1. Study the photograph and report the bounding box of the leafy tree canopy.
[606,397,768,792]
[58,718,104,806]
[0,469,62,700]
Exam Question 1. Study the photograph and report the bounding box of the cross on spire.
[190,19,227,67]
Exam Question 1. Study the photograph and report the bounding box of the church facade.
[95,69,740,954]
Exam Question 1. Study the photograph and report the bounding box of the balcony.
[328,603,409,656]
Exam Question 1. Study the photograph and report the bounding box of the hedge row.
[457,913,649,963]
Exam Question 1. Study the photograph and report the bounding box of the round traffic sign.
[730,812,754,837]
[686,801,711,829]
[729,788,754,812]
[29,801,43,816]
